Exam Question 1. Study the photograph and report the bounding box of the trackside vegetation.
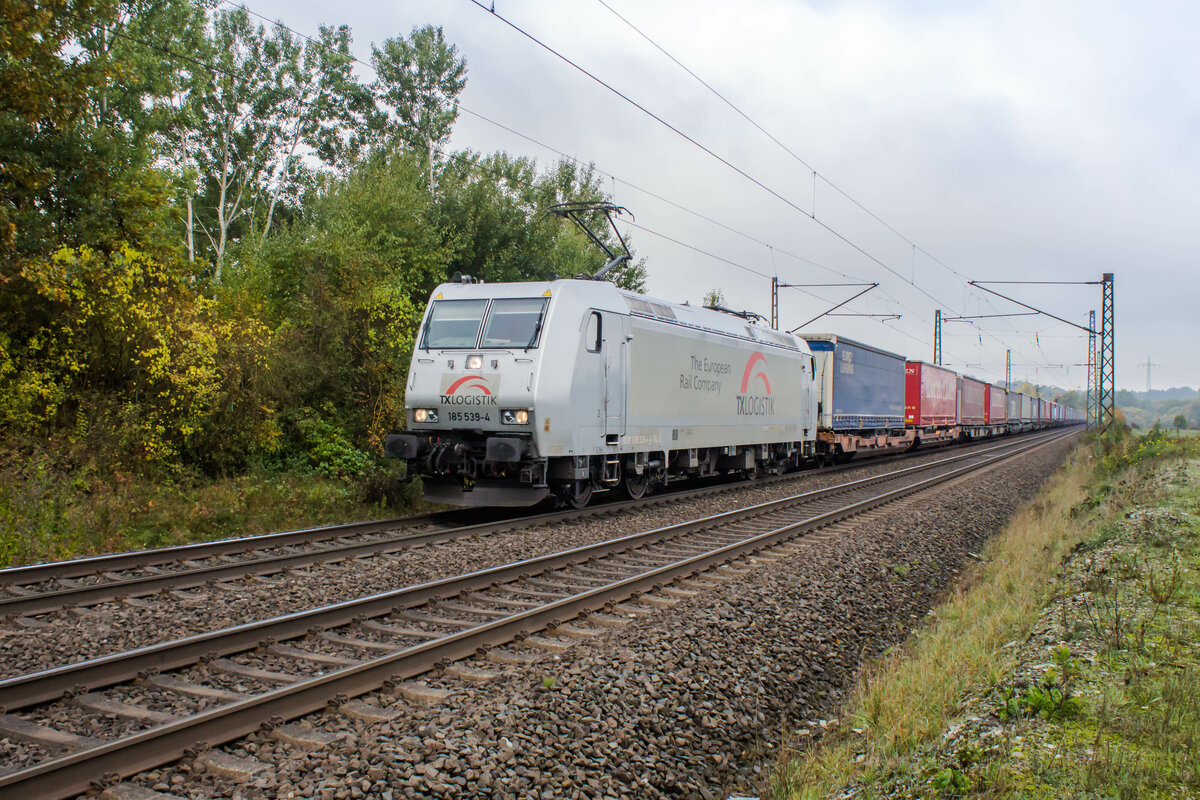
[0,2,645,566]
[771,426,1200,799]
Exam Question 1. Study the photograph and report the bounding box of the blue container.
[804,334,906,431]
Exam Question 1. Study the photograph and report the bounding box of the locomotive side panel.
[626,317,814,450]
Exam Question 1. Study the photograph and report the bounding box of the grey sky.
[252,0,1198,392]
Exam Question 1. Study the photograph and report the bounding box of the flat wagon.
[804,334,911,460]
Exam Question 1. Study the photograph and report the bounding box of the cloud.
[258,0,1199,389]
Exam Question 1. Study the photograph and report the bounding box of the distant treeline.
[0,1,644,482]
[1117,388,1200,429]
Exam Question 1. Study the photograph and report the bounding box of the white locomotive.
[386,278,818,507]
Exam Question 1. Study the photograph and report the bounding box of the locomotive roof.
[426,278,810,354]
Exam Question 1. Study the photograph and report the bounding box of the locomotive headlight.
[501,409,530,425]
[466,354,483,370]
[413,408,438,423]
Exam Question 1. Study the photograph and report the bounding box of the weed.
[1140,549,1184,605]
[1081,567,1140,652]
[929,766,972,795]
[541,675,557,690]
[993,647,1082,724]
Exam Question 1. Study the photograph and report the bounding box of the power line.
[592,3,1019,293]
[212,0,1050,381]
[589,0,1077,369]
[467,1,1055,375]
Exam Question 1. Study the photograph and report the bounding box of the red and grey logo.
[738,352,775,415]
[740,352,772,395]
[445,376,492,396]
[440,375,499,405]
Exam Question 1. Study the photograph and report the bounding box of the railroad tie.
[471,593,541,609]
[359,619,441,640]
[523,635,574,653]
[390,682,456,703]
[68,606,115,621]
[679,578,722,591]
[443,662,502,683]
[72,693,180,725]
[582,613,631,628]
[338,699,402,723]
[196,750,272,784]
[319,631,402,653]
[488,584,563,600]
[100,782,183,800]
[636,593,679,608]
[266,643,362,667]
[485,647,540,666]
[207,658,301,684]
[552,623,605,638]
[610,602,655,617]
[0,713,105,751]
[400,610,479,629]
[142,674,247,703]
[436,600,510,618]
[270,723,344,750]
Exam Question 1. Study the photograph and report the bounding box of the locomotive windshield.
[480,298,549,348]
[421,297,550,350]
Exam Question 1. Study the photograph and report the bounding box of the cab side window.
[585,312,602,353]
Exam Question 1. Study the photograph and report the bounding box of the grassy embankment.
[0,451,428,568]
[773,428,1200,799]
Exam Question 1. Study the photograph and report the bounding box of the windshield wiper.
[525,308,546,351]
[419,316,432,351]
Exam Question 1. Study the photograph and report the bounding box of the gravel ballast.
[1,439,1037,678]
[99,434,1081,799]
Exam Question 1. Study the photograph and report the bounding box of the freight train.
[385,277,1080,507]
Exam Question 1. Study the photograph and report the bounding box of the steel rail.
[0,513,455,586]
[0,429,1067,617]
[0,429,1069,710]
[0,429,1077,800]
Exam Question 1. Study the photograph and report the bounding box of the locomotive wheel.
[567,479,593,509]
[621,467,649,500]
[743,461,761,481]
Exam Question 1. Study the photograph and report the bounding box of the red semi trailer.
[905,361,958,445]
[986,384,1006,427]
[958,375,988,437]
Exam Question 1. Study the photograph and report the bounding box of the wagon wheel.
[621,466,649,500]
[566,479,594,509]
[743,460,761,481]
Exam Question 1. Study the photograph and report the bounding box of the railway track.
[0,428,1074,799]
[0,430,1065,618]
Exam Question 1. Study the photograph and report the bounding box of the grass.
[771,429,1200,800]
[0,448,428,568]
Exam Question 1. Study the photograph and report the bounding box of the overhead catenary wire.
[589,0,1074,370]
[466,0,1059,380]
[199,0,1071,387]
[93,10,944,358]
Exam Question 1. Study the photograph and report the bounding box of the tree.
[103,0,215,264]
[191,6,289,278]
[431,153,646,292]
[259,24,375,240]
[1173,414,1187,434]
[371,25,466,153]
